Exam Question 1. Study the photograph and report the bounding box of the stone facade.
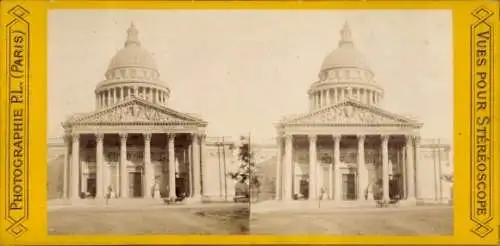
[56,23,238,202]
[272,22,453,204]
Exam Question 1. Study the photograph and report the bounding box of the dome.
[106,22,158,72]
[108,45,158,71]
[320,46,370,71]
[319,22,371,72]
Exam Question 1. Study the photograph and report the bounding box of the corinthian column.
[143,132,153,198]
[95,133,104,199]
[284,134,293,200]
[192,134,201,198]
[308,134,317,200]
[200,134,208,196]
[333,134,341,201]
[70,133,80,200]
[119,133,128,198]
[63,135,70,199]
[381,135,390,201]
[275,136,283,200]
[357,134,367,200]
[414,136,421,199]
[168,133,176,198]
[405,135,415,200]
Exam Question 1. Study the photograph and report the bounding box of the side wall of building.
[416,139,453,203]
[203,138,239,200]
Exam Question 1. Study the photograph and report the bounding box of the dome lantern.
[125,21,141,47]
[338,21,354,47]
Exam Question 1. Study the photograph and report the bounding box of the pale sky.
[48,10,453,143]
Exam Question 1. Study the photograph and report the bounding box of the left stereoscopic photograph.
[47,10,249,235]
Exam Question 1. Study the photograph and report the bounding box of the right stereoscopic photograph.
[249,10,453,236]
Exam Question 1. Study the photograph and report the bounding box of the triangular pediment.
[66,97,206,126]
[280,100,421,127]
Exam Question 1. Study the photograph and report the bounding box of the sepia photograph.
[46,9,453,236]
[47,10,252,235]
[246,10,454,235]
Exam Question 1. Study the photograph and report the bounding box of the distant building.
[54,23,236,202]
[268,22,453,204]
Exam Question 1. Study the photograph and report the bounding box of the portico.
[62,100,208,200]
[275,127,420,202]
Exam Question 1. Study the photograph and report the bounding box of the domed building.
[273,22,450,204]
[59,23,236,202]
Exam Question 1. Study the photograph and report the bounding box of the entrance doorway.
[299,179,309,199]
[342,173,357,200]
[389,174,403,199]
[128,172,143,198]
[87,177,96,198]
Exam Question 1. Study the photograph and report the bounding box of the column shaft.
[333,135,341,200]
[414,137,421,199]
[187,142,193,196]
[308,135,317,200]
[357,135,366,200]
[275,137,283,200]
[144,133,153,198]
[382,135,390,200]
[200,135,208,195]
[405,135,415,199]
[63,136,70,199]
[70,134,80,200]
[120,133,128,198]
[95,133,104,198]
[284,135,293,200]
[328,161,333,199]
[168,134,176,198]
[326,89,331,106]
[192,134,201,198]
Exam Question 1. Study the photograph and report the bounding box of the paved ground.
[250,205,453,235]
[48,203,249,235]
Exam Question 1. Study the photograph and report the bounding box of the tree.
[441,174,454,183]
[227,136,260,199]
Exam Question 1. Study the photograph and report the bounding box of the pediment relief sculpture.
[293,105,404,125]
[80,103,191,123]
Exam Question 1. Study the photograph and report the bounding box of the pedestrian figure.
[318,186,326,208]
[105,185,112,205]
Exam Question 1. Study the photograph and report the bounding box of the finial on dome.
[125,21,140,47]
[338,21,353,47]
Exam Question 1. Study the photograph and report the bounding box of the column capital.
[143,132,152,141]
[191,133,199,143]
[405,134,414,142]
[357,134,365,141]
[332,134,342,141]
[381,134,390,143]
[166,132,176,139]
[71,133,79,141]
[284,134,293,142]
[95,133,104,142]
[414,135,421,145]
[308,134,317,142]
[119,132,128,141]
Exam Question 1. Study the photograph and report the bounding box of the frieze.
[92,104,177,122]
[290,104,408,125]
[69,100,206,127]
